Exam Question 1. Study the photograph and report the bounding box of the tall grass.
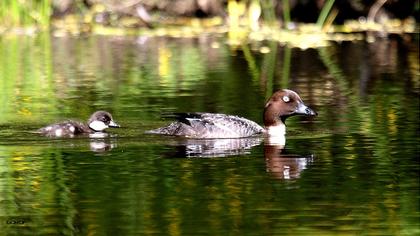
[0,0,51,28]
[316,0,335,29]
[0,0,338,33]
[282,0,291,27]
[280,0,336,30]
[261,0,277,24]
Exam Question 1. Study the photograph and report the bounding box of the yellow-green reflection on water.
[0,33,418,235]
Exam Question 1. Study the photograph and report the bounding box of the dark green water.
[0,34,419,235]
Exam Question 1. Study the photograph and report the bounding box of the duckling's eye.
[100,116,109,122]
[282,96,290,103]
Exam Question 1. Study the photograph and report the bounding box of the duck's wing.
[148,112,264,138]
[193,113,264,138]
[145,113,199,137]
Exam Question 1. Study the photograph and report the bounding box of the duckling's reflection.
[89,140,116,152]
[88,133,117,152]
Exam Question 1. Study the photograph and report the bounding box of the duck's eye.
[282,96,290,103]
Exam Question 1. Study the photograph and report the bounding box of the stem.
[261,0,276,24]
[316,0,335,28]
[282,0,291,26]
[367,0,388,23]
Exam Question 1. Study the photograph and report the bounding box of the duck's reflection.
[169,137,263,158]
[264,143,313,180]
[165,136,314,180]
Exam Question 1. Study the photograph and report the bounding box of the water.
[0,34,419,235]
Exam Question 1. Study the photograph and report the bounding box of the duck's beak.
[295,102,317,116]
[109,120,120,128]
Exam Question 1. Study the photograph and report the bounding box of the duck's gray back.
[147,112,264,138]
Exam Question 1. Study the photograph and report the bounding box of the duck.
[38,111,120,137]
[146,89,316,139]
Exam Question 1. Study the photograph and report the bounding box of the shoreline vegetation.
[0,0,418,48]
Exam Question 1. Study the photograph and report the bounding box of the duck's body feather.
[147,112,264,138]
[146,89,317,139]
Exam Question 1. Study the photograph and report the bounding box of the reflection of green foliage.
[166,46,206,92]
[0,33,56,123]
[241,44,260,82]
[0,35,418,236]
[0,145,76,235]
[317,45,419,236]
[280,46,291,88]
[0,0,51,27]
[261,41,278,99]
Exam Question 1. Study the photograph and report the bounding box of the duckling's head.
[88,111,120,132]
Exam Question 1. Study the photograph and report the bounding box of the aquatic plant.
[316,0,336,29]
[282,0,291,26]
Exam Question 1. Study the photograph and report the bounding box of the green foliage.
[0,0,51,28]
[316,0,336,28]
[0,33,419,236]
[282,0,291,26]
[260,0,276,24]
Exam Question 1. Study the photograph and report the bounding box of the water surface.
[0,34,419,235]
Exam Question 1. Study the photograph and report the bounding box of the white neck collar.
[89,121,108,132]
[266,124,286,136]
[265,124,286,146]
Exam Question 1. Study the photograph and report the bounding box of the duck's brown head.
[263,89,317,127]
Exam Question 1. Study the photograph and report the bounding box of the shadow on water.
[0,33,418,235]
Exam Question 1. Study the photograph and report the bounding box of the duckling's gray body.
[38,111,120,137]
